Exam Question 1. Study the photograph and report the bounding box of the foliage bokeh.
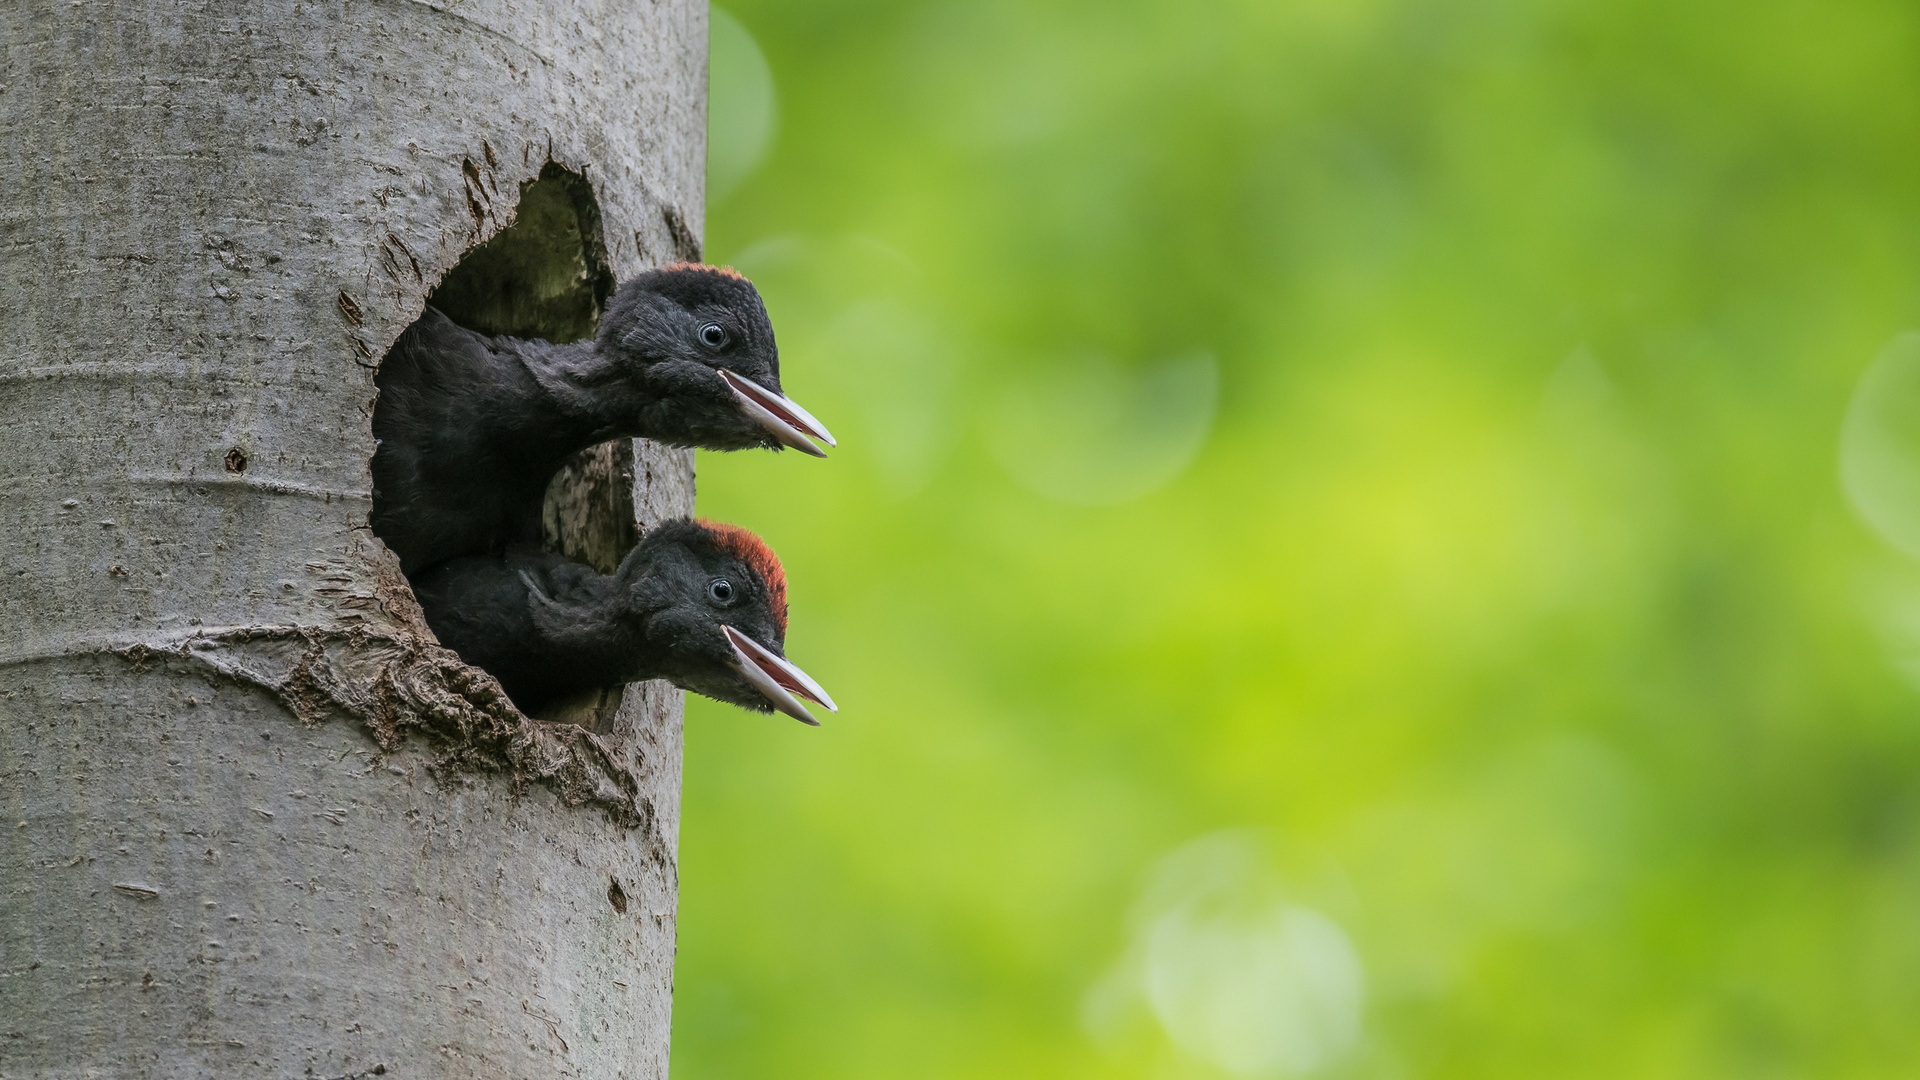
[675,1,1920,1076]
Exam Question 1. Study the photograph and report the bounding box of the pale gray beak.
[723,625,838,726]
[719,369,837,457]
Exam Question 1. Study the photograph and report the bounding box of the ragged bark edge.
[117,628,656,835]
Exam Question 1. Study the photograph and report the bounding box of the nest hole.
[426,162,637,574]
[375,162,641,732]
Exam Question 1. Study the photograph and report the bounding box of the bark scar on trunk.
[115,627,660,842]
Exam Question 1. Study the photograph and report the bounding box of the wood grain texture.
[0,1,703,1075]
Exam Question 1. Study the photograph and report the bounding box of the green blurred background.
[675,1,1920,1076]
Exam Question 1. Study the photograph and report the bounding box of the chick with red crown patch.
[411,519,834,725]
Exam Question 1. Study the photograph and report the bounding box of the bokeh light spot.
[1086,832,1364,1077]
[988,351,1217,505]
[708,7,777,203]
[1842,333,1920,559]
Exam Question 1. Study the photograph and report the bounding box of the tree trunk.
[0,3,703,1077]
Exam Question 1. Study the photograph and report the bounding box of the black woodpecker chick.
[410,519,836,724]
[371,264,835,573]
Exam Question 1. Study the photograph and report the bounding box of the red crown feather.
[698,520,787,632]
[662,261,748,282]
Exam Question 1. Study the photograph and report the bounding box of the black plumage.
[371,264,833,573]
[411,518,834,724]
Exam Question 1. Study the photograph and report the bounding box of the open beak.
[719,369,837,458]
[723,625,839,726]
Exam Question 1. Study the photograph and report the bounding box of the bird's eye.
[707,579,735,603]
[699,323,728,348]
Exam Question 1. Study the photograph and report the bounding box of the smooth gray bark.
[0,2,704,1076]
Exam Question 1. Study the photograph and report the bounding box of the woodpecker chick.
[371,263,835,572]
[411,519,836,724]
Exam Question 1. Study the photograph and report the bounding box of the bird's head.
[597,263,835,456]
[610,518,836,725]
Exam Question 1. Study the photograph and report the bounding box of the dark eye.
[707,578,735,603]
[699,323,728,348]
